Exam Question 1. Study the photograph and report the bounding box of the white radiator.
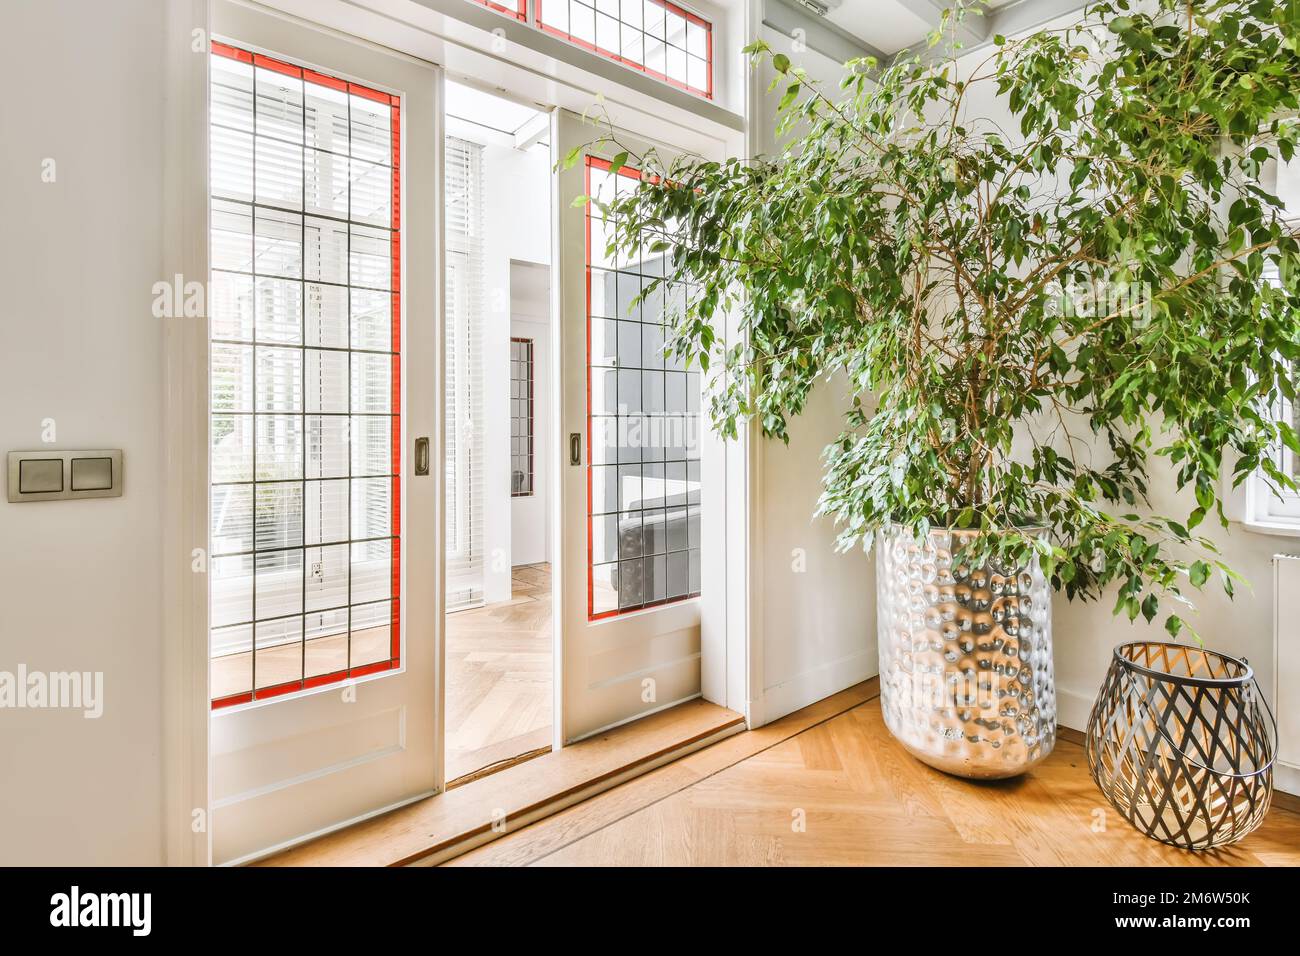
[1274,555,1300,788]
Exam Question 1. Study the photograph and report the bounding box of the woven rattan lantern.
[1085,641,1275,850]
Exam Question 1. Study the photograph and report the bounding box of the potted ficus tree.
[574,0,1300,777]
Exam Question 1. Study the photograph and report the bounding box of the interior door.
[207,0,441,864]
[554,109,706,742]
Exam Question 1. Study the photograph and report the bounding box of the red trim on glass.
[706,18,713,99]
[303,67,348,92]
[585,159,594,620]
[253,52,301,78]
[350,659,397,679]
[349,82,394,105]
[209,44,404,709]
[471,0,527,19]
[537,0,713,100]
[303,669,348,690]
[210,41,252,63]
[251,678,305,702]
[212,691,253,709]
[390,93,402,669]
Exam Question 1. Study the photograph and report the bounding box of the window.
[511,338,536,496]
[539,0,712,99]
[586,156,701,619]
[208,42,402,707]
[1248,154,1300,529]
[469,0,527,19]
[445,136,487,609]
[1253,353,1300,525]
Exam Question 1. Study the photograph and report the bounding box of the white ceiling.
[817,0,1025,56]
[445,80,544,137]
[822,0,933,55]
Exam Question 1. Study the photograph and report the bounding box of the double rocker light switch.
[7,450,123,503]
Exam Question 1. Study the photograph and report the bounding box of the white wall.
[510,261,551,567]
[0,0,166,865]
[482,140,551,600]
[749,28,877,724]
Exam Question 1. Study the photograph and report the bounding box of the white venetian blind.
[445,136,486,610]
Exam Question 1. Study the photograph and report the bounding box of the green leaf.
[556,0,1292,622]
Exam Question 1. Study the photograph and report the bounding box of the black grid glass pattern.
[540,0,711,98]
[208,49,398,703]
[510,337,535,497]
[587,160,701,618]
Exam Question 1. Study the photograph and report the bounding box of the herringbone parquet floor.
[444,563,552,783]
[459,696,1300,866]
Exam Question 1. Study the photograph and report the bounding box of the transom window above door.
[463,0,714,100]
[207,41,402,708]
[469,0,527,19]
[540,0,712,98]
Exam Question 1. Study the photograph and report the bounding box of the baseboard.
[1056,682,1096,734]
[1274,763,1300,804]
[758,649,877,726]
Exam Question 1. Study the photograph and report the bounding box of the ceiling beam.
[514,110,551,151]
[762,0,890,67]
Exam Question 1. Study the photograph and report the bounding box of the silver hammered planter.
[876,526,1056,779]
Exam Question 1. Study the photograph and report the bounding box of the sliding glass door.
[207,0,441,865]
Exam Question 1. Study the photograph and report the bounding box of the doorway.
[193,0,746,866]
[442,81,555,784]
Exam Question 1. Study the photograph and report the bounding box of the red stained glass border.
[210,42,403,708]
[471,0,528,19]
[538,0,713,100]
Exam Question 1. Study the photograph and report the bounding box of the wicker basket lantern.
[1085,641,1275,850]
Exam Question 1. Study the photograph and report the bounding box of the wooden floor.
[260,696,744,865]
[444,563,552,783]
[453,687,1300,867]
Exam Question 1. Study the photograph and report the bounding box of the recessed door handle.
[414,437,430,476]
[569,432,582,466]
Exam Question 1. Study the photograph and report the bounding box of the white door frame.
[162,0,215,868]
[163,0,755,866]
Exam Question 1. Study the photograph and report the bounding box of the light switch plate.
[7,450,124,502]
